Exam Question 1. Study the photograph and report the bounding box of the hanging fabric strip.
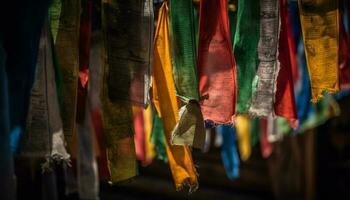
[55,0,81,150]
[151,110,168,163]
[102,0,153,106]
[101,1,137,183]
[77,0,92,124]
[143,105,155,166]
[133,106,146,164]
[169,0,205,149]
[235,115,252,161]
[197,0,237,124]
[249,0,280,117]
[233,0,260,113]
[22,21,70,166]
[89,2,110,179]
[216,125,240,180]
[260,118,273,158]
[339,6,350,89]
[298,0,339,102]
[169,0,199,101]
[152,3,198,192]
[49,0,62,44]
[274,0,298,128]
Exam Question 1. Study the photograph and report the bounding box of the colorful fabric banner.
[339,7,350,89]
[22,22,70,166]
[55,0,81,149]
[233,0,260,113]
[169,0,199,101]
[274,0,298,128]
[102,0,153,106]
[249,0,280,117]
[101,1,137,183]
[152,3,198,191]
[151,110,168,163]
[197,0,237,124]
[216,125,240,180]
[235,115,251,161]
[298,0,339,102]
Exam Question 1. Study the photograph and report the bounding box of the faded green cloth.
[169,0,199,101]
[49,0,62,43]
[233,0,260,113]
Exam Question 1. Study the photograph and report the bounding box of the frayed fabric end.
[311,88,339,104]
[171,101,206,150]
[175,179,198,194]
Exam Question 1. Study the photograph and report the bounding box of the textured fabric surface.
[249,0,280,117]
[152,3,198,191]
[151,110,168,163]
[101,1,137,183]
[169,0,199,101]
[233,0,260,113]
[22,22,70,165]
[49,0,62,43]
[274,0,298,128]
[103,0,153,106]
[298,0,339,102]
[55,0,81,149]
[197,0,237,124]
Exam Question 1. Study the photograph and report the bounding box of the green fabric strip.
[169,0,199,101]
[233,0,260,113]
[49,0,62,44]
[151,109,168,163]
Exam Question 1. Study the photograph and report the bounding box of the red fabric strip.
[274,0,298,128]
[197,0,237,124]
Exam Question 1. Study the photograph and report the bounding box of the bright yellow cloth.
[143,105,155,165]
[298,0,339,102]
[235,115,251,161]
[152,3,198,192]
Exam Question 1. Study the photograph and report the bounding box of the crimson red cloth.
[260,119,273,158]
[197,0,237,124]
[274,0,298,128]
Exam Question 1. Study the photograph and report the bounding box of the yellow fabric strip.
[235,115,251,161]
[298,0,339,102]
[152,3,198,192]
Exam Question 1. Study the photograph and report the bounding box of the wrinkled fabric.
[216,125,240,180]
[169,0,199,101]
[55,0,81,149]
[235,115,251,161]
[298,0,339,102]
[249,0,280,117]
[171,101,205,149]
[102,1,137,183]
[152,3,198,192]
[197,0,237,124]
[169,0,205,148]
[103,0,153,106]
[22,22,70,166]
[274,0,298,128]
[233,0,260,113]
